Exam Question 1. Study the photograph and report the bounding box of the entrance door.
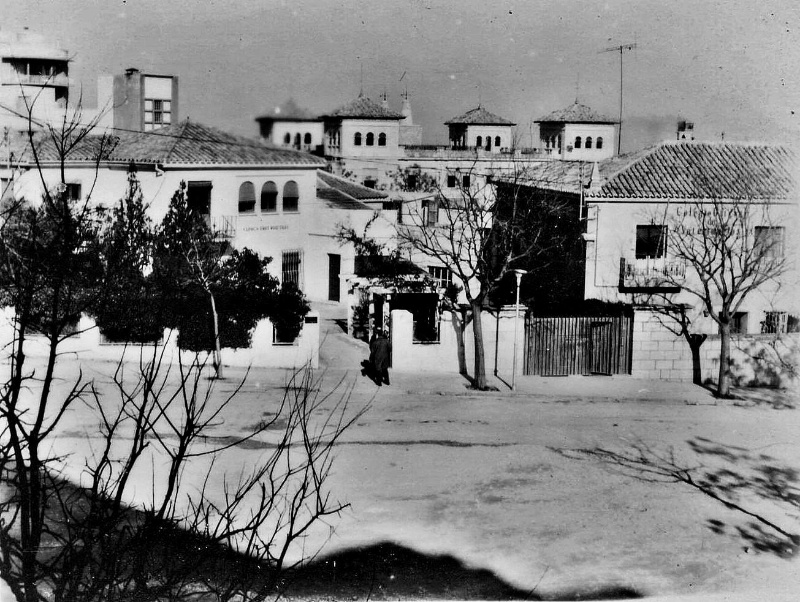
[328,254,341,301]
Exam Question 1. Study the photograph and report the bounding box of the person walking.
[369,330,391,386]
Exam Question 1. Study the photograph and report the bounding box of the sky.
[5,0,799,152]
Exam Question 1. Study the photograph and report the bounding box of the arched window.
[304,132,312,145]
[366,132,374,146]
[354,132,362,146]
[476,136,483,148]
[261,181,277,213]
[485,137,491,151]
[378,132,386,146]
[495,136,501,148]
[283,133,291,145]
[596,137,604,149]
[574,136,582,149]
[585,136,593,149]
[238,181,256,213]
[293,133,301,149]
[283,181,299,212]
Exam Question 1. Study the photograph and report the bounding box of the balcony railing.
[3,73,70,87]
[620,257,686,289]
[204,215,236,239]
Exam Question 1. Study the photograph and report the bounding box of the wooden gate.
[525,315,632,376]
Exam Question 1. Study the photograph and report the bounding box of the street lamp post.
[511,269,527,391]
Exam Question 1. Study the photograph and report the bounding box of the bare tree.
[646,194,792,397]
[395,162,578,389]
[1,94,364,602]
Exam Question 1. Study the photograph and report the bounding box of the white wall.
[584,198,800,333]
[0,308,320,370]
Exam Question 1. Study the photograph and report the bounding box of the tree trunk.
[471,301,487,389]
[717,321,731,398]
[687,333,707,386]
[209,291,223,379]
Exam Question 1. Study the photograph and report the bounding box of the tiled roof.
[589,141,798,199]
[29,121,326,166]
[536,101,618,124]
[316,171,386,210]
[256,98,319,122]
[445,106,515,126]
[317,170,387,201]
[323,94,404,120]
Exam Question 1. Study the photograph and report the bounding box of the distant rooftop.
[0,28,69,61]
[445,106,515,126]
[536,101,618,124]
[323,94,404,120]
[317,170,386,209]
[28,120,326,167]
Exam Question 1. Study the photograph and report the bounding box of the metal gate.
[525,315,633,376]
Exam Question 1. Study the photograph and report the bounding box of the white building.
[536,101,618,160]
[12,120,391,306]
[255,99,324,154]
[0,28,71,134]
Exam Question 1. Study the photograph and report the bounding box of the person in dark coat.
[369,330,391,385]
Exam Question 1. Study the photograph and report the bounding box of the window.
[304,132,312,145]
[283,181,299,212]
[732,312,749,334]
[635,225,667,259]
[144,98,171,131]
[354,132,362,146]
[284,133,291,145]
[476,136,483,148]
[428,266,452,289]
[238,181,256,213]
[363,178,376,189]
[754,226,785,258]
[762,311,788,334]
[423,199,439,226]
[462,175,471,188]
[281,250,302,288]
[261,181,277,213]
[574,136,582,149]
[294,133,301,149]
[64,182,81,201]
[187,181,212,215]
[495,136,501,148]
[596,137,604,149]
[585,137,593,149]
[378,132,386,146]
[447,174,457,188]
[366,132,374,146]
[406,173,418,191]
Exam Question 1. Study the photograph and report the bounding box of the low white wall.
[632,308,798,386]
[390,306,525,379]
[0,309,319,370]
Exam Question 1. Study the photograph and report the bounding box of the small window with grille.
[428,266,452,289]
[281,249,303,288]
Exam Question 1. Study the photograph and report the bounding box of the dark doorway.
[328,254,341,301]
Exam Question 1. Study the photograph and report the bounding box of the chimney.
[677,120,695,141]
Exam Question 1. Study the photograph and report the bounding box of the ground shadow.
[281,541,642,601]
[555,436,800,559]
[5,474,643,601]
[334,317,349,334]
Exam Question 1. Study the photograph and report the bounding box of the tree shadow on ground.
[8,474,643,601]
[280,541,643,600]
[554,437,800,559]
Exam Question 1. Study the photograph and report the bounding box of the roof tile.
[445,106,515,126]
[536,101,618,124]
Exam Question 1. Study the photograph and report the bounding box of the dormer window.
[494,136,501,147]
[476,136,483,148]
[354,132,362,146]
[284,133,291,145]
[304,132,312,145]
[596,137,603,149]
[378,132,386,146]
[574,136,582,149]
[585,137,593,149]
[366,132,374,146]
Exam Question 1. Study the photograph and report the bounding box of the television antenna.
[600,41,637,153]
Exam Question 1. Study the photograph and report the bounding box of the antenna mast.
[601,41,637,153]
